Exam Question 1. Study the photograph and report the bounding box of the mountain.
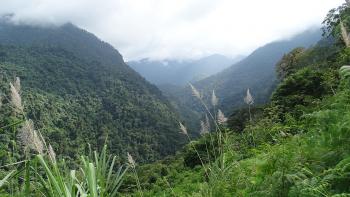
[128,54,243,86]
[0,21,184,162]
[196,29,322,111]
[163,29,323,133]
[123,21,348,196]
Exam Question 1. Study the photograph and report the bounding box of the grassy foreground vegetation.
[0,77,130,196]
[2,2,350,196]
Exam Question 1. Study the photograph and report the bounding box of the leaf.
[0,170,15,188]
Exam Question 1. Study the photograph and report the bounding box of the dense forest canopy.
[0,22,185,163]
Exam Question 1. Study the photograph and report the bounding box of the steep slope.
[195,29,322,110]
[122,11,348,195]
[167,29,322,120]
[125,52,349,196]
[0,21,184,162]
[128,54,243,86]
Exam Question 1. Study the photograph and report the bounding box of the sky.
[0,0,345,61]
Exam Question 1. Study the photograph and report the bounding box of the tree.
[276,48,305,80]
[322,2,350,46]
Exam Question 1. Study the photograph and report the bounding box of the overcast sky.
[0,0,345,61]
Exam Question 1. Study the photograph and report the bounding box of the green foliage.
[163,30,322,136]
[227,106,264,132]
[129,84,350,196]
[120,4,350,196]
[276,47,305,80]
[271,66,337,118]
[322,3,349,42]
[3,2,350,196]
[1,144,128,196]
[0,171,14,188]
[0,22,185,162]
[182,135,219,168]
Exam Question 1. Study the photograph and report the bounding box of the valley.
[0,1,349,196]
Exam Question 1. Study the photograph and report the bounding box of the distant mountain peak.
[128,54,242,86]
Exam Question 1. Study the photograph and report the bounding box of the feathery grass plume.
[200,121,209,135]
[14,77,20,93]
[200,114,210,135]
[179,122,188,135]
[189,83,201,99]
[10,82,23,113]
[48,144,56,164]
[211,90,218,106]
[127,152,136,168]
[217,109,227,124]
[205,114,210,131]
[17,119,44,154]
[340,21,350,47]
[127,152,143,196]
[244,88,254,105]
[347,0,350,7]
[244,88,254,121]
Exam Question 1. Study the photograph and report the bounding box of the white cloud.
[0,0,345,60]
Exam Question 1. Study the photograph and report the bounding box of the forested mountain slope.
[0,21,184,162]
[1,2,350,197]
[121,3,350,196]
[196,30,322,111]
[160,29,322,135]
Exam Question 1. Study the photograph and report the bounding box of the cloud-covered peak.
[0,0,344,60]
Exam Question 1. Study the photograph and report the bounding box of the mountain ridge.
[0,22,184,162]
[161,29,323,134]
[128,54,243,86]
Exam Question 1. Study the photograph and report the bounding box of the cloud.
[0,0,345,60]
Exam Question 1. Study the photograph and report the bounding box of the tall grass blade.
[0,170,15,188]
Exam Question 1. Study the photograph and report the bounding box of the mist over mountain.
[1,1,350,196]
[196,29,323,110]
[163,29,323,133]
[0,21,184,162]
[128,54,244,86]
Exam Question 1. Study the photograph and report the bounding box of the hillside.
[195,29,322,108]
[161,29,322,135]
[1,2,350,197]
[120,3,350,196]
[128,54,242,86]
[0,21,184,162]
